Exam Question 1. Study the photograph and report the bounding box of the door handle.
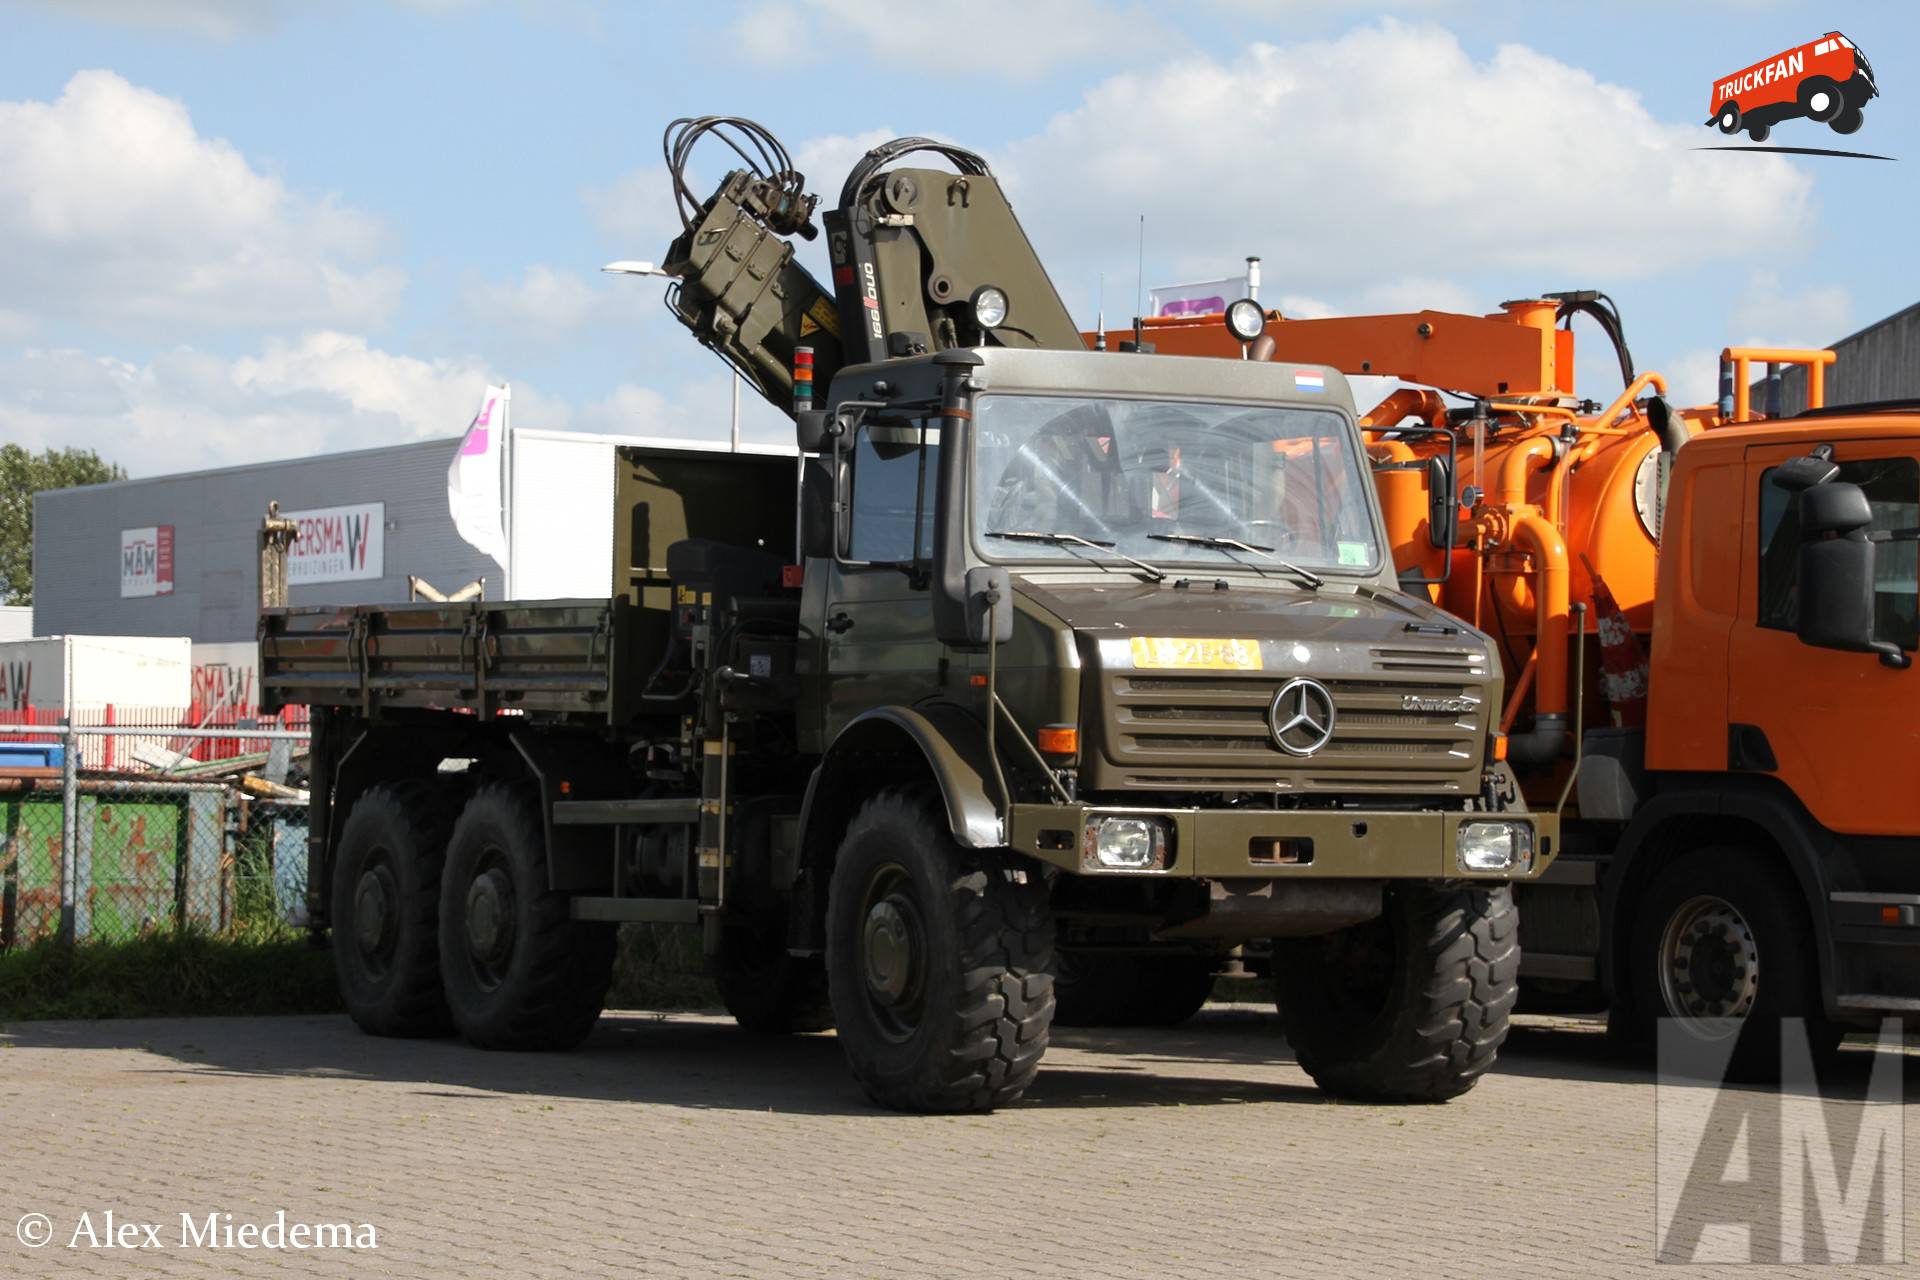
[826,611,855,634]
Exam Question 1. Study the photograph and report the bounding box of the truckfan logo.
[1703,30,1883,155]
[1268,678,1337,756]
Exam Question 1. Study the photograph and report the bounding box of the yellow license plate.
[1129,637,1265,671]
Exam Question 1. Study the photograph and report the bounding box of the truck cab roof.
[1678,410,1920,463]
[834,346,1358,415]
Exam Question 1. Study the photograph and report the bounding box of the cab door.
[821,416,942,742]
[1727,438,1920,835]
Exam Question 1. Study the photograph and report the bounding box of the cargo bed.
[260,598,642,721]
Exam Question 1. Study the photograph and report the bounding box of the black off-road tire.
[330,780,456,1038]
[713,924,834,1034]
[1831,105,1864,135]
[1275,883,1518,1103]
[1798,75,1844,122]
[1747,120,1772,143]
[1054,952,1214,1027]
[438,784,615,1051]
[826,790,1055,1113]
[1626,847,1841,1082]
[1716,102,1741,135]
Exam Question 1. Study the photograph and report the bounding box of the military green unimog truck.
[261,120,1553,1113]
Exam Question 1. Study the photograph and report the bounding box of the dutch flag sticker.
[1294,369,1326,392]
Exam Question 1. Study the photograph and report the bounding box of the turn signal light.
[1490,732,1509,763]
[1037,725,1079,755]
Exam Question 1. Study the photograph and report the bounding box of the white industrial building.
[27,428,792,714]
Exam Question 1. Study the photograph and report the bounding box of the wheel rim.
[1809,91,1832,114]
[462,849,517,991]
[352,856,400,977]
[857,863,927,1041]
[1657,894,1760,1033]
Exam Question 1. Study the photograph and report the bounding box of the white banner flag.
[448,384,509,566]
[1148,277,1246,319]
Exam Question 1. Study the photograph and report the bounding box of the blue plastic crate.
[0,742,64,770]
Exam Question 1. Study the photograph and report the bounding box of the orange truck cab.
[1617,410,1920,1038]
[1706,31,1878,141]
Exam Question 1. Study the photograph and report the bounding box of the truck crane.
[263,117,1550,1113]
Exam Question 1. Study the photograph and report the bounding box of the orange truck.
[1109,300,1918,1073]
[1707,30,1878,141]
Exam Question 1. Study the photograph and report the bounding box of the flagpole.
[501,383,514,600]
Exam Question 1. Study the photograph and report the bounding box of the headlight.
[971,285,1009,330]
[1082,814,1172,872]
[1456,820,1534,873]
[1225,297,1265,343]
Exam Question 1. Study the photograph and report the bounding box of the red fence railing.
[0,704,310,770]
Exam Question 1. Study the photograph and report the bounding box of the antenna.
[1095,273,1106,350]
[1133,214,1145,351]
[1134,215,1145,321]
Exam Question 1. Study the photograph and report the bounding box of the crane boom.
[657,118,1080,418]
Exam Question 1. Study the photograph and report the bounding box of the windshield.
[972,394,1381,573]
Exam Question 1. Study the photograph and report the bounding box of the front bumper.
[1828,891,1920,1019]
[1009,803,1557,882]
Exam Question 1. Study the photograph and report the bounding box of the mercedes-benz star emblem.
[1268,678,1338,756]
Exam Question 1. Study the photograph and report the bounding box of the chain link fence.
[1,724,309,947]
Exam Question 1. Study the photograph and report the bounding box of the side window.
[847,421,939,563]
[1758,456,1919,650]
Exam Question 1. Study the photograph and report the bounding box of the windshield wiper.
[986,530,1166,582]
[1145,533,1323,589]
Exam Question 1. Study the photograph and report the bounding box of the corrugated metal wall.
[32,437,499,643]
[1747,300,1920,416]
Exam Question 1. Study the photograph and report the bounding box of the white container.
[0,634,193,716]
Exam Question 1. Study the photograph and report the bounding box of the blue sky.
[1,0,1914,474]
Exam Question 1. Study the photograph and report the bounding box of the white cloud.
[728,0,1165,80]
[458,265,637,347]
[2,0,501,37]
[1352,277,1481,317]
[1656,348,1725,409]
[792,128,897,196]
[583,164,683,254]
[0,331,784,478]
[1,0,280,38]
[0,309,37,342]
[0,71,403,337]
[1000,23,1816,298]
[1729,269,1851,348]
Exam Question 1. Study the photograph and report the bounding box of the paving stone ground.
[2,1006,1914,1278]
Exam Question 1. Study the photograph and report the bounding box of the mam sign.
[285,502,386,586]
[120,526,175,598]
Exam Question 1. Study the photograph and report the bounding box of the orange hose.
[1509,512,1570,719]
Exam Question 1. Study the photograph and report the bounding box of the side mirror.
[963,566,1013,647]
[799,457,836,560]
[1796,481,1911,668]
[1426,454,1458,550]
[1774,448,1841,492]
[795,409,831,453]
